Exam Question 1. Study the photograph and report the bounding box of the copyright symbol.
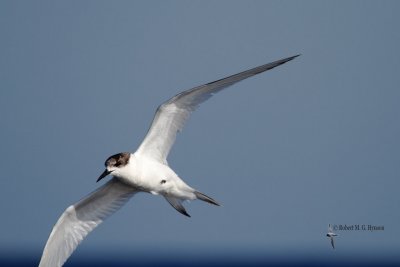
[333,225,338,231]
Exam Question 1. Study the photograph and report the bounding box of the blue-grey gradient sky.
[1,0,399,265]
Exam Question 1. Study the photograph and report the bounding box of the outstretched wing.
[330,237,335,249]
[38,178,137,267]
[136,55,299,163]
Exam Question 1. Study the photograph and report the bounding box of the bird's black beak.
[97,169,111,182]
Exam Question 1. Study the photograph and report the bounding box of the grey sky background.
[1,0,399,264]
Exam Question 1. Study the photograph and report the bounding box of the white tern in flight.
[39,55,299,267]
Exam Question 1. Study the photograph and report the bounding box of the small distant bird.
[38,55,299,267]
[326,224,338,249]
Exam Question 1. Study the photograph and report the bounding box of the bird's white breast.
[116,153,176,192]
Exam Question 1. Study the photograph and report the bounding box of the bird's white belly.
[116,154,176,193]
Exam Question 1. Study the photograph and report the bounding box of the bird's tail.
[164,191,220,218]
[194,191,220,206]
[165,196,191,217]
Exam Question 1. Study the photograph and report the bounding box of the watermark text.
[332,224,384,232]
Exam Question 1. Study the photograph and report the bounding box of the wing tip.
[281,54,301,63]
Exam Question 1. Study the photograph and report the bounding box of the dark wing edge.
[136,55,300,163]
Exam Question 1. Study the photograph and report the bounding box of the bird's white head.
[97,152,131,182]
